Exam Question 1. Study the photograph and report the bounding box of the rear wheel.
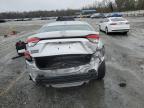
[105,27,109,35]
[30,76,44,86]
[97,60,106,80]
[99,25,102,31]
[29,75,32,80]
[123,32,128,35]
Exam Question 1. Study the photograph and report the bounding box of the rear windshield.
[39,25,94,33]
[111,18,126,21]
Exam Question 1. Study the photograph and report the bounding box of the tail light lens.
[26,37,40,47]
[110,23,117,25]
[86,34,100,43]
[24,51,32,61]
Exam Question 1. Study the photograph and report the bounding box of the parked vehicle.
[0,19,6,23]
[99,17,130,34]
[25,21,105,88]
[91,13,105,18]
[81,9,96,18]
[41,17,50,20]
[56,16,75,21]
[106,12,123,17]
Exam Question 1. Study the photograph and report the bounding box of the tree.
[137,0,144,9]
[115,0,126,11]
[108,2,114,12]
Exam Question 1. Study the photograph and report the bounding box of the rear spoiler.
[34,33,99,40]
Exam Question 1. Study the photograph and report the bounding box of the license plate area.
[46,41,80,51]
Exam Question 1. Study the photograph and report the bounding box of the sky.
[0,0,98,12]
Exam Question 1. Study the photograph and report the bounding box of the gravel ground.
[0,17,144,108]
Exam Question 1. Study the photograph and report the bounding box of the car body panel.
[99,17,130,33]
[28,38,98,57]
[27,30,99,57]
[26,21,105,87]
[49,81,87,88]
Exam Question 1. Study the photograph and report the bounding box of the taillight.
[110,23,117,25]
[86,34,100,43]
[26,37,40,47]
[24,51,32,61]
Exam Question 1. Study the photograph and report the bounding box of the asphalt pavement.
[0,17,144,108]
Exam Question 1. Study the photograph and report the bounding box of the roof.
[44,21,89,27]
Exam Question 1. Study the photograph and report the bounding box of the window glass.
[39,25,94,33]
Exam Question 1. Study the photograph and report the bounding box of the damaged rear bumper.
[35,69,97,84]
[26,49,105,86]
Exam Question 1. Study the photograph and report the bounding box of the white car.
[24,21,105,88]
[99,17,130,34]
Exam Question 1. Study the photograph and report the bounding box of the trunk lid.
[35,54,92,70]
[27,30,99,57]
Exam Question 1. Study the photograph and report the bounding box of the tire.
[123,32,128,35]
[29,75,32,80]
[105,27,109,35]
[99,25,102,31]
[97,60,106,80]
[30,76,44,86]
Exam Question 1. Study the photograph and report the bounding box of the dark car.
[0,19,6,23]
[106,12,123,17]
[91,13,106,19]
[56,16,75,21]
